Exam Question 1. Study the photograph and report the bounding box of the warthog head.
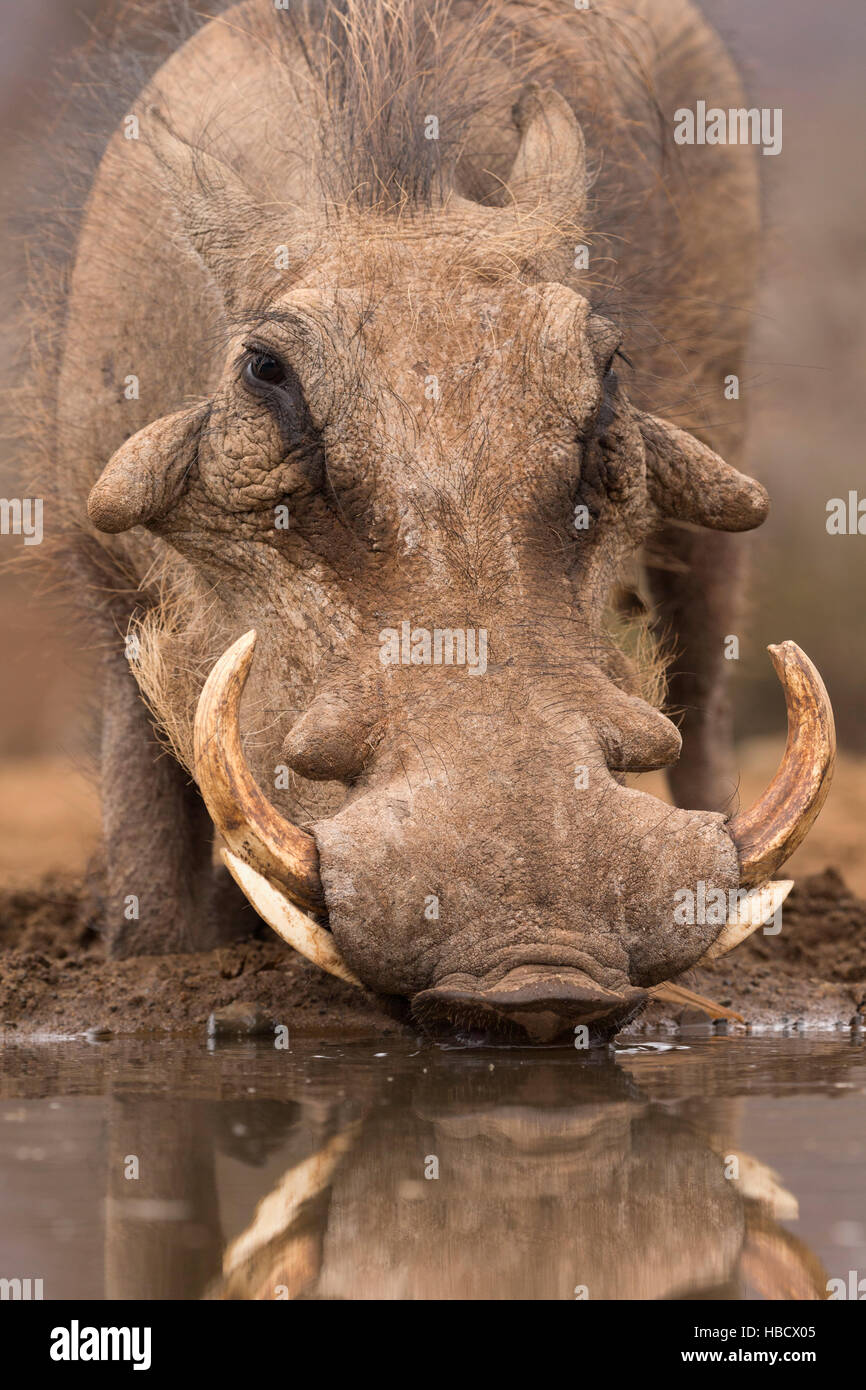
[88,86,834,1040]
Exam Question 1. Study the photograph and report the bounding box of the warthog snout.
[193,630,834,1041]
[413,965,648,1043]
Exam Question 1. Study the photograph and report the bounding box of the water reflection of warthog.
[104,1056,827,1301]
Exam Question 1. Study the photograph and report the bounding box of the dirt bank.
[639,867,866,1034]
[1,865,864,1040]
[0,869,405,1040]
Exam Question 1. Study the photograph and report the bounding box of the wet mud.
[1,865,864,1040]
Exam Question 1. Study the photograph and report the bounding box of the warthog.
[51,0,833,1039]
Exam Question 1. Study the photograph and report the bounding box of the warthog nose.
[413,966,648,1044]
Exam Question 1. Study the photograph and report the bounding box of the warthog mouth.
[412,965,649,1044]
[193,630,835,1037]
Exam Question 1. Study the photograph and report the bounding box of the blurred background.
[0,0,864,887]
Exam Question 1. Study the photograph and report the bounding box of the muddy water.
[0,1034,864,1300]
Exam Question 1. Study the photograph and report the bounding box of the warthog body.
[48,0,833,1038]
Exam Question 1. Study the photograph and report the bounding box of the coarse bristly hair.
[9,1,230,646]
[13,0,542,539]
[9,0,728,755]
[286,0,537,210]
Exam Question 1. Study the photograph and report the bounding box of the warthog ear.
[87,404,207,533]
[639,413,770,532]
[145,106,274,296]
[454,86,586,266]
[508,85,587,224]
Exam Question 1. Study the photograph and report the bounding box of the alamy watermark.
[674,882,782,934]
[379,622,488,676]
[0,498,43,546]
[0,1276,43,1299]
[50,1321,151,1370]
[827,492,866,534]
[674,102,782,157]
[826,1270,866,1300]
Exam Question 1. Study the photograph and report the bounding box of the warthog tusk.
[647,981,744,1023]
[194,630,325,913]
[728,642,835,888]
[222,1125,361,1276]
[221,850,362,988]
[695,880,794,965]
[215,1123,361,1300]
[642,882,794,1024]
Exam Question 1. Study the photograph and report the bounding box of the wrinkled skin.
[60,0,772,1036]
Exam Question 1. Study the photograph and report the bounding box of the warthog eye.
[586,350,629,444]
[245,351,287,387]
[239,344,316,450]
[603,348,632,381]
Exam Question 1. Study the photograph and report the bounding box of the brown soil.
[1,862,864,1040]
[0,869,406,1040]
[639,867,866,1034]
